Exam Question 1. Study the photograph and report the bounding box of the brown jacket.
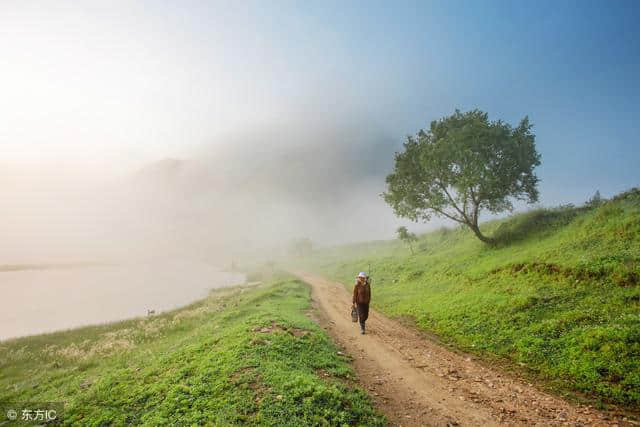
[352,281,371,305]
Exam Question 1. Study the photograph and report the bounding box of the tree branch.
[462,192,468,219]
[430,206,465,224]
[436,180,470,223]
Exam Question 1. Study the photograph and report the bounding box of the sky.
[1,0,639,258]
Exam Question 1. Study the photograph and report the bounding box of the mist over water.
[0,261,244,341]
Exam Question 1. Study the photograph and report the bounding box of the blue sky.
[267,0,640,204]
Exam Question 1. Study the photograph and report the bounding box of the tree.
[383,110,541,244]
[585,190,603,208]
[396,226,418,254]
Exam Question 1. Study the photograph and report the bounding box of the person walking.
[352,272,371,334]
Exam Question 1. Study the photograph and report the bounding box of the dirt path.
[297,272,633,427]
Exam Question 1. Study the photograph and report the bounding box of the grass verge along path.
[0,276,385,426]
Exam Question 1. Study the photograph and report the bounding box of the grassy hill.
[0,276,385,426]
[297,188,640,409]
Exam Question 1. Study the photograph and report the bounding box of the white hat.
[357,272,367,278]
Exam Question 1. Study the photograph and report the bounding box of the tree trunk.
[468,222,494,244]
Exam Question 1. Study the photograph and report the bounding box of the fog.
[0,2,431,269]
[2,100,413,338]
[1,107,413,267]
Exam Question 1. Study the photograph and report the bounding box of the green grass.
[296,188,640,410]
[0,275,385,426]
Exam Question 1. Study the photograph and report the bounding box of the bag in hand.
[351,305,359,322]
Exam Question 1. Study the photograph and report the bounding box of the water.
[0,261,245,341]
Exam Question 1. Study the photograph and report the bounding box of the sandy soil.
[297,272,636,427]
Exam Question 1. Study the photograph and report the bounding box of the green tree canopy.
[384,110,541,243]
